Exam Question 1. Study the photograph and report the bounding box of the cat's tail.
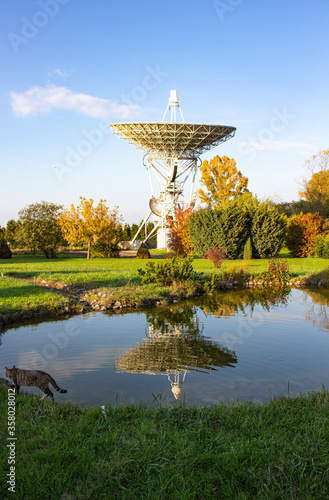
[47,374,67,393]
[56,387,67,394]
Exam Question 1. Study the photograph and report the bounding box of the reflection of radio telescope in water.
[111,90,236,248]
[115,325,237,400]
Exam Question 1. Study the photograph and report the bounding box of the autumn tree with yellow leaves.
[298,149,329,216]
[57,197,122,259]
[196,155,250,208]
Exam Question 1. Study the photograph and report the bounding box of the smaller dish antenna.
[111,91,236,248]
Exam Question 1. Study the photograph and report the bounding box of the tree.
[298,149,329,216]
[0,227,12,259]
[196,155,250,208]
[57,197,122,259]
[3,219,20,249]
[131,224,139,240]
[121,223,131,241]
[167,205,194,256]
[275,200,312,217]
[17,201,63,258]
[145,221,156,242]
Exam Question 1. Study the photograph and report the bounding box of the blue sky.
[1,0,329,227]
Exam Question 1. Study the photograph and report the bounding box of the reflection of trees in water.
[303,288,329,331]
[200,287,291,318]
[145,302,201,335]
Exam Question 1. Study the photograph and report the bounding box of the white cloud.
[238,140,314,152]
[47,68,71,80]
[10,85,139,119]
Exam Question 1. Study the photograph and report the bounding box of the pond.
[1,287,329,407]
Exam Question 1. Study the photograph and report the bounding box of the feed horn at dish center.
[111,90,236,249]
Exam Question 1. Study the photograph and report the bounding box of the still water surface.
[1,287,329,406]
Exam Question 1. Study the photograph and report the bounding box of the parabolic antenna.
[111,122,236,160]
[111,90,236,248]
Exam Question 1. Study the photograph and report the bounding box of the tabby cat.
[5,366,67,400]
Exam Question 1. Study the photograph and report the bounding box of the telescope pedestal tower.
[111,91,236,249]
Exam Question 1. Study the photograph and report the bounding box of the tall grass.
[0,382,328,499]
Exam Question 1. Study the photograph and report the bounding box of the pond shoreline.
[2,251,329,329]
[0,272,322,330]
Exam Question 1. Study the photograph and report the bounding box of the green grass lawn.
[0,254,146,286]
[1,382,328,499]
[0,276,70,323]
[1,251,329,285]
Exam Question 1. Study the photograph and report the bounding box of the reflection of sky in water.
[1,288,329,406]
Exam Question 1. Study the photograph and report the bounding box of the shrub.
[217,202,251,259]
[189,197,286,260]
[314,234,329,258]
[172,279,200,297]
[251,203,286,258]
[188,207,219,257]
[204,273,220,293]
[167,231,186,257]
[204,263,251,292]
[91,241,120,258]
[259,259,291,284]
[136,243,151,259]
[205,247,226,268]
[189,203,251,259]
[285,213,325,257]
[138,256,194,285]
[221,262,251,284]
[243,236,252,260]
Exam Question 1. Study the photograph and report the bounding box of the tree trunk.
[87,241,91,259]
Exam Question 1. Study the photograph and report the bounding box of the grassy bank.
[1,252,329,326]
[1,382,328,499]
[0,275,71,325]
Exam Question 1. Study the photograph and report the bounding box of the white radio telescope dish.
[111,91,236,249]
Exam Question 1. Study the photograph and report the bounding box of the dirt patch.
[119,250,137,258]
